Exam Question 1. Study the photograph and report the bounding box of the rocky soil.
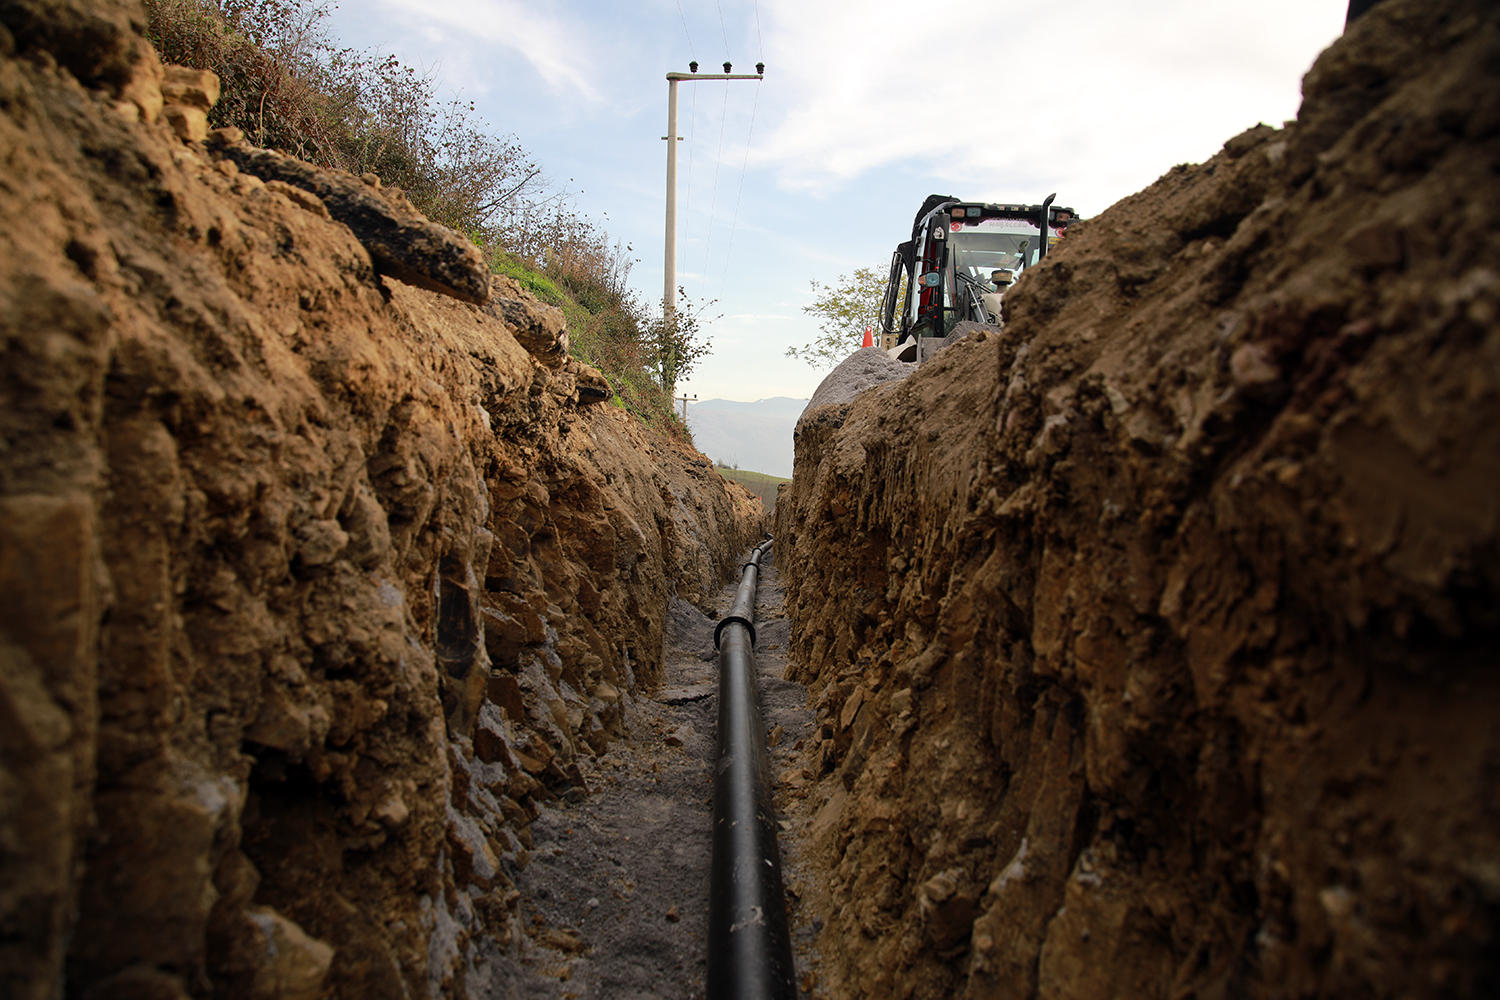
[456,553,817,999]
[0,3,763,998]
[775,0,1500,997]
[8,0,1500,997]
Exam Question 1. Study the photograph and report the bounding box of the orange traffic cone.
[862,326,874,348]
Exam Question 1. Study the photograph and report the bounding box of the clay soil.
[0,4,765,997]
[775,0,1500,997]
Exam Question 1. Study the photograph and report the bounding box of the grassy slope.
[714,466,788,512]
[489,254,691,441]
[140,0,690,445]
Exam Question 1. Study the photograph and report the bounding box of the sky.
[324,0,1348,403]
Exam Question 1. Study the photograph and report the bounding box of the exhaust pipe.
[1037,192,1057,263]
[707,539,797,999]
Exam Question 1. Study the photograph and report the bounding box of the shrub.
[142,0,708,445]
[142,0,547,236]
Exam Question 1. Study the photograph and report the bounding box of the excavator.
[878,193,1079,362]
[868,0,1384,364]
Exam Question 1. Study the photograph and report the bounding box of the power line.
[683,85,698,265]
[718,81,760,298]
[715,0,731,59]
[675,0,696,59]
[674,1,697,289]
[661,3,765,309]
[699,80,731,297]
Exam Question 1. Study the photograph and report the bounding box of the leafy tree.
[643,289,717,398]
[785,265,893,370]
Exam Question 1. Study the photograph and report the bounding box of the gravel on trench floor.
[465,553,819,999]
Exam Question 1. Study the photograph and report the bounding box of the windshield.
[951,228,1038,287]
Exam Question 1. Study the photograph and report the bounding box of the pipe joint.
[714,615,757,650]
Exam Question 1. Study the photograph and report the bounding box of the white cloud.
[751,0,1345,212]
[375,0,605,102]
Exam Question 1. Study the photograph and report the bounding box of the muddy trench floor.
[465,555,825,998]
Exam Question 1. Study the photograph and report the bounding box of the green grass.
[490,253,567,307]
[715,467,790,486]
[715,466,789,511]
[484,252,685,436]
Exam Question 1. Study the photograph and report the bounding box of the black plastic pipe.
[707,539,797,999]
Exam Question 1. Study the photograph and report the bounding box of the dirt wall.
[0,4,763,998]
[775,1,1500,997]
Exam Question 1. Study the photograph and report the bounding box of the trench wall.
[775,1,1500,996]
[0,4,763,998]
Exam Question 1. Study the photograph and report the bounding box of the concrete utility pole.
[663,62,764,317]
[677,393,696,421]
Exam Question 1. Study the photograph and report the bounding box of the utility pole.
[677,393,697,421]
[663,61,764,317]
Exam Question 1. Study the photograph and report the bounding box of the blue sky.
[326,0,1347,403]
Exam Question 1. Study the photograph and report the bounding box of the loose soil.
[0,7,765,996]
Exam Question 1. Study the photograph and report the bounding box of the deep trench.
[457,553,820,999]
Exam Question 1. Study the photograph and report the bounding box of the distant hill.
[685,397,808,479]
[715,466,790,513]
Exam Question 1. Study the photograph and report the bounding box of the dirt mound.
[0,3,763,998]
[802,346,912,420]
[774,0,1500,997]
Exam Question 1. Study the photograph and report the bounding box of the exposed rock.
[918,869,979,952]
[208,135,493,304]
[776,1,1500,997]
[483,278,569,367]
[571,359,614,404]
[158,63,216,108]
[158,64,216,141]
[537,926,589,954]
[0,0,154,88]
[238,907,335,1000]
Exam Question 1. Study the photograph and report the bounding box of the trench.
[460,548,821,999]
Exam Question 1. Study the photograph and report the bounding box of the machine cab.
[879,195,1077,362]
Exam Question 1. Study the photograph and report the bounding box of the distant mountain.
[685,397,808,479]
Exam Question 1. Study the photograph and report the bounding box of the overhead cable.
[718,80,760,298]
[716,0,732,59]
[684,84,699,260]
[675,0,697,58]
[699,80,730,297]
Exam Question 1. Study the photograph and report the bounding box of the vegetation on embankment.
[142,0,709,436]
[0,1,767,993]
